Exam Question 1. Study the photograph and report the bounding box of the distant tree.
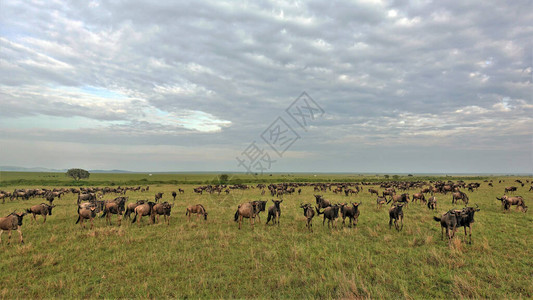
[392,175,400,180]
[408,174,413,177]
[384,175,390,179]
[219,174,229,184]
[66,168,90,181]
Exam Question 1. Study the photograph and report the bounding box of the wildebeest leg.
[32,213,37,223]
[0,230,3,243]
[7,230,12,244]
[238,215,242,230]
[17,229,23,244]
[468,225,472,244]
[389,218,393,229]
[90,218,94,229]
[43,214,47,224]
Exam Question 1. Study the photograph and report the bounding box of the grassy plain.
[0,172,532,299]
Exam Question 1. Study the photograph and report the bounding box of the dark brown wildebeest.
[251,200,267,222]
[382,190,394,198]
[179,188,185,194]
[433,209,462,243]
[497,196,528,212]
[455,205,481,244]
[389,193,409,207]
[504,186,517,194]
[234,201,260,230]
[26,203,55,224]
[154,192,164,202]
[389,204,405,231]
[172,191,177,201]
[488,183,493,187]
[100,198,126,225]
[314,195,331,209]
[300,203,315,231]
[77,193,96,204]
[368,188,379,196]
[376,196,387,209]
[412,193,426,204]
[132,201,156,226]
[427,196,437,210]
[151,202,173,225]
[186,204,208,221]
[0,212,27,244]
[124,200,146,219]
[315,205,340,229]
[452,191,469,205]
[266,200,282,226]
[76,205,97,229]
[339,202,361,228]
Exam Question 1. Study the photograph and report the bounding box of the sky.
[0,0,532,174]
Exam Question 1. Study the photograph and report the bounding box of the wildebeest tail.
[75,215,80,224]
[100,209,107,218]
[26,208,32,214]
[234,209,239,222]
[315,206,323,215]
[433,216,441,222]
[132,213,138,223]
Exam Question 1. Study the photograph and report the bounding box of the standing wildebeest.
[452,191,469,205]
[315,205,340,229]
[179,188,185,194]
[300,203,315,231]
[412,193,426,204]
[77,193,96,204]
[186,204,208,221]
[132,202,156,226]
[497,196,528,212]
[266,200,282,226]
[124,200,146,219]
[26,203,55,224]
[251,200,267,222]
[314,195,331,209]
[368,188,379,196]
[455,205,481,244]
[152,202,173,225]
[427,196,437,210]
[234,201,260,229]
[0,212,27,244]
[100,198,126,225]
[433,209,462,242]
[389,204,405,231]
[389,193,409,207]
[154,192,164,202]
[504,186,517,194]
[340,202,361,228]
[172,191,177,201]
[376,196,387,209]
[76,205,97,229]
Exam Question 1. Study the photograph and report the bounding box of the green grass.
[0,173,532,298]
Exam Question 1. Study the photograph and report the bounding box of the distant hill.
[0,166,131,173]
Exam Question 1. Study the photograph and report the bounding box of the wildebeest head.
[10,211,27,226]
[47,204,56,215]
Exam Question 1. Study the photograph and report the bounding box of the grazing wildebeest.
[172,191,177,201]
[76,205,97,229]
[382,190,394,198]
[152,202,172,225]
[77,193,96,204]
[455,205,481,244]
[251,200,267,222]
[179,188,185,194]
[412,193,426,204]
[266,200,282,226]
[340,202,361,228]
[376,196,387,209]
[368,188,379,196]
[132,201,156,226]
[186,204,208,221]
[389,193,409,207]
[0,212,27,244]
[100,198,126,225]
[300,203,315,231]
[26,203,55,224]
[314,195,331,209]
[315,205,340,229]
[433,209,462,243]
[427,196,437,210]
[497,196,528,212]
[154,192,164,202]
[234,201,260,229]
[504,186,517,194]
[389,204,405,231]
[124,200,146,219]
[452,191,469,205]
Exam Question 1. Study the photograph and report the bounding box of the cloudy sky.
[0,0,531,174]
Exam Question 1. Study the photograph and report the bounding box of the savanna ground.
[0,172,532,299]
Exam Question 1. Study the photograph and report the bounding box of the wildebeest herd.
[0,179,529,245]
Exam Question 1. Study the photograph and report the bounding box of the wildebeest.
[251,200,267,222]
[186,204,208,221]
[234,201,260,229]
[427,196,437,210]
[412,193,426,204]
[389,204,404,231]
[314,195,331,209]
[0,212,27,244]
[376,196,387,209]
[389,193,409,207]
[26,203,55,224]
[497,196,528,212]
[124,200,146,219]
[452,191,469,205]
[76,205,97,229]
[100,198,126,225]
[154,192,164,202]
[152,202,173,225]
[132,201,156,226]
[300,203,315,231]
[504,186,517,194]
[368,188,379,196]
[172,191,177,201]
[339,202,360,228]
[315,205,340,229]
[266,200,282,226]
[77,193,96,204]
[433,209,462,243]
[455,205,481,244]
